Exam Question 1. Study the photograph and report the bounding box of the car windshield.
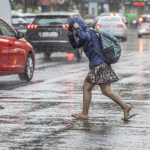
[146,17,150,22]
[139,16,150,22]
[110,13,120,17]
[98,17,120,22]
[34,16,69,25]
[23,17,35,24]
[100,13,109,16]
[12,17,29,24]
[144,17,150,22]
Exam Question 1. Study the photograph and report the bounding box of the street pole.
[24,0,27,13]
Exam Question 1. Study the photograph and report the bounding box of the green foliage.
[124,13,138,25]
[0,106,5,109]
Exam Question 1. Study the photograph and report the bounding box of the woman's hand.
[66,28,72,35]
[73,23,79,29]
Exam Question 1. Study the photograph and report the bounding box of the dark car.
[25,12,84,59]
[0,17,35,81]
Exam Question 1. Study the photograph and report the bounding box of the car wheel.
[138,34,142,38]
[75,48,83,60]
[43,52,51,59]
[19,53,34,81]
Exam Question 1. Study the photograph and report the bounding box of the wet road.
[1,29,150,150]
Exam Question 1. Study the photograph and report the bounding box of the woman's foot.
[121,104,131,120]
[71,112,89,120]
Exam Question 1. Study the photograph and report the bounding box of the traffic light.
[11,0,13,1]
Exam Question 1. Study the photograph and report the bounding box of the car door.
[0,25,11,72]
[0,19,26,72]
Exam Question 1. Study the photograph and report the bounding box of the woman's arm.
[68,34,83,49]
[73,23,91,41]
[66,27,83,48]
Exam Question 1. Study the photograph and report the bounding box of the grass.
[0,106,5,109]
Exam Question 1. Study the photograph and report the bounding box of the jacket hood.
[68,17,87,32]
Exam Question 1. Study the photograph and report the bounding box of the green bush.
[124,13,138,25]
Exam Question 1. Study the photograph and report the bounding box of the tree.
[73,0,86,16]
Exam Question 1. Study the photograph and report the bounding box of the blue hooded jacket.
[68,17,105,69]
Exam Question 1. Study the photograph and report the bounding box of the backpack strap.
[84,29,107,62]
[84,41,107,61]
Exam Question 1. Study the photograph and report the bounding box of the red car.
[0,17,35,81]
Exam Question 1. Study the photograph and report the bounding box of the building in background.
[9,0,150,17]
[124,0,150,15]
[85,0,104,16]
[85,0,123,16]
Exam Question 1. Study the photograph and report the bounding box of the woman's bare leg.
[72,82,95,119]
[99,83,131,120]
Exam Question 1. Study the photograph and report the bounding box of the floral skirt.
[85,62,119,85]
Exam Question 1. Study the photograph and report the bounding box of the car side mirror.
[16,32,24,38]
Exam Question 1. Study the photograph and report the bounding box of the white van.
[0,0,12,25]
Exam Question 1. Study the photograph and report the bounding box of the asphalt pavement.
[0,29,150,150]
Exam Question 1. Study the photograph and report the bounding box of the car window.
[100,13,109,16]
[23,17,35,24]
[98,17,121,22]
[34,16,69,25]
[0,20,16,37]
[110,13,120,17]
[73,15,84,21]
[141,17,150,22]
[0,28,3,35]
[73,15,78,19]
[12,17,29,24]
[78,15,83,20]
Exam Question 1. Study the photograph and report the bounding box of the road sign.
[125,0,150,1]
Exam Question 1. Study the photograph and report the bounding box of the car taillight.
[95,25,101,29]
[118,24,123,28]
[138,23,141,27]
[62,24,69,28]
[139,17,144,22]
[66,24,69,28]
[27,24,38,29]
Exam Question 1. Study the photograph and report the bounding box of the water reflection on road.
[0,30,150,149]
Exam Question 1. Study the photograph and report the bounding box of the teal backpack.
[86,29,122,64]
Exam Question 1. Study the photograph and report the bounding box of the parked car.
[130,19,138,29]
[20,13,37,24]
[0,17,35,81]
[12,16,29,34]
[25,12,84,60]
[137,14,150,38]
[11,11,36,24]
[11,12,36,34]
[95,16,127,41]
[99,12,128,25]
